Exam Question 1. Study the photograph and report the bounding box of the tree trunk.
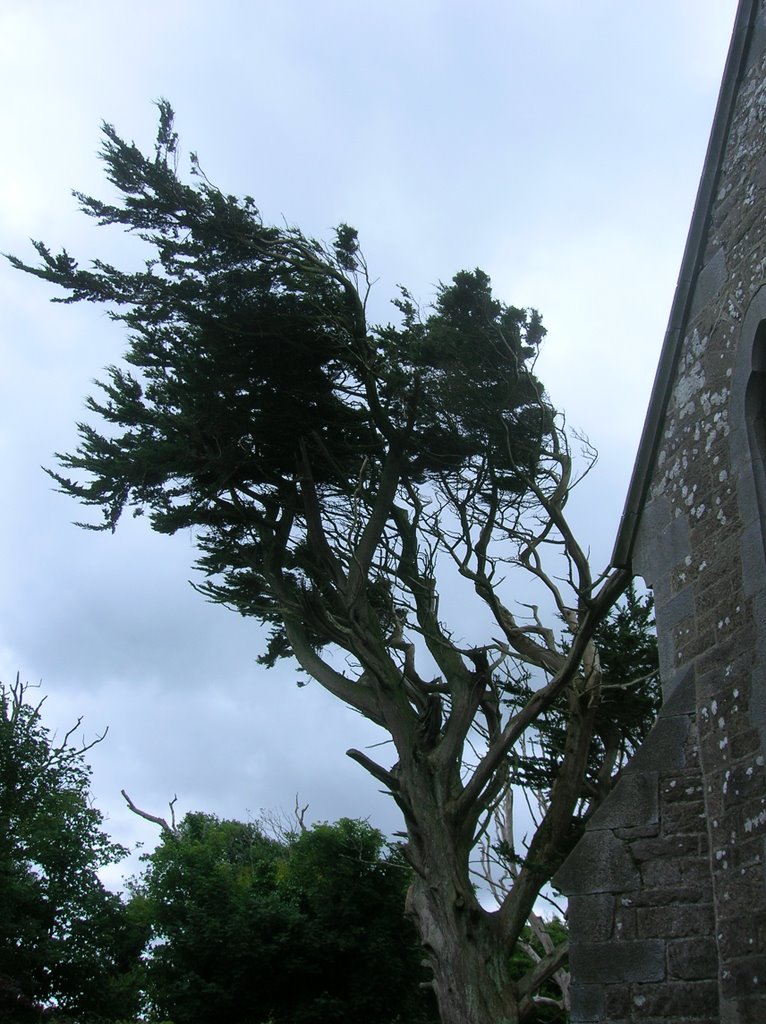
[406,869,521,1024]
[399,759,523,1024]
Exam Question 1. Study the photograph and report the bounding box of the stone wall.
[555,3,766,1021]
[556,677,718,1022]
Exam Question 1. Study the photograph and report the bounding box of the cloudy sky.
[1,0,739,884]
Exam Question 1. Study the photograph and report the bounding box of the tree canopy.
[8,103,656,1024]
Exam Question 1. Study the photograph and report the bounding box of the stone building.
[553,1,766,1021]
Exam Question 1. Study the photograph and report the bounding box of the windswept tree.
[9,104,654,1024]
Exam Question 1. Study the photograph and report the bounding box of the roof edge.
[611,0,761,570]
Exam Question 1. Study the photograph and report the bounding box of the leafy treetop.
[9,103,551,674]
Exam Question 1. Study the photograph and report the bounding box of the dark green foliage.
[0,678,146,1022]
[279,818,436,1023]
[6,102,551,666]
[134,812,437,1024]
[134,814,300,1024]
[590,586,661,764]
[382,270,548,482]
[501,586,660,807]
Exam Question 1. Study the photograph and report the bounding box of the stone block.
[570,940,665,983]
[696,633,749,682]
[633,495,690,587]
[660,584,696,630]
[588,772,659,830]
[614,904,638,940]
[674,629,703,670]
[660,772,703,803]
[716,870,766,906]
[629,979,718,1017]
[636,902,714,941]
[679,855,714,886]
[614,824,659,840]
[640,854,711,890]
[553,831,640,895]
[629,831,699,863]
[603,983,630,1018]
[622,886,709,908]
[751,664,766,732]
[688,247,727,321]
[658,628,677,682]
[569,983,604,1021]
[660,665,696,715]
[566,893,615,942]
[625,716,690,773]
[668,937,718,980]
[695,561,737,606]
[660,798,707,835]
[640,857,682,888]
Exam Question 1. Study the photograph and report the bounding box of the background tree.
[508,918,568,1024]
[8,104,654,1024]
[130,808,437,1024]
[0,677,146,1022]
[279,817,437,1023]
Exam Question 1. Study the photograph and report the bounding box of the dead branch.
[294,794,309,832]
[121,789,179,837]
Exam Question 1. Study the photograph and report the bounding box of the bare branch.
[121,789,179,837]
[517,939,569,1002]
[346,747,398,790]
[294,794,309,832]
[455,565,630,827]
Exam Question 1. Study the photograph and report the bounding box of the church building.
[554,2,766,1021]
